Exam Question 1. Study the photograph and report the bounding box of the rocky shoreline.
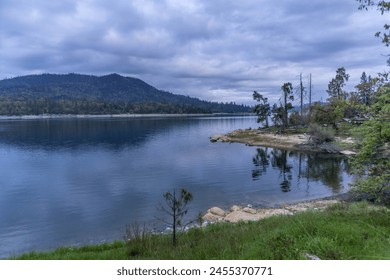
[210,128,357,155]
[202,198,343,223]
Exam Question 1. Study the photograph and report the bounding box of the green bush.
[308,124,335,144]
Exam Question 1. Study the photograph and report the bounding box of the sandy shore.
[210,129,311,150]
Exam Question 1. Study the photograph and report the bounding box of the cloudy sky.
[0,0,388,105]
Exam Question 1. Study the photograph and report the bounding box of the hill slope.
[0,73,251,115]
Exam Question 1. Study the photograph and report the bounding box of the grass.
[11,202,390,260]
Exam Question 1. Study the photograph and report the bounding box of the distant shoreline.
[0,113,255,120]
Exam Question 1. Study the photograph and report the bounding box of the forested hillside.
[0,73,251,115]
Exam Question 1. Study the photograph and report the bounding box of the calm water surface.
[0,116,352,257]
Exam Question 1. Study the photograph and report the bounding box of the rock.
[340,150,357,156]
[242,207,257,214]
[202,212,223,222]
[205,199,338,224]
[304,253,321,260]
[230,205,242,212]
[255,209,292,219]
[224,211,258,223]
[209,206,226,217]
[224,208,292,223]
[284,200,340,213]
[209,135,228,143]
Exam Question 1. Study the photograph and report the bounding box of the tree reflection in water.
[252,147,270,179]
[252,147,349,193]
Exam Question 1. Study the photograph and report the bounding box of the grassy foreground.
[12,202,390,260]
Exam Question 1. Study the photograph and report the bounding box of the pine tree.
[252,91,271,128]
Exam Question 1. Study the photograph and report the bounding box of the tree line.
[0,73,252,115]
[0,96,251,115]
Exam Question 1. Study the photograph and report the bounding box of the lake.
[0,116,352,258]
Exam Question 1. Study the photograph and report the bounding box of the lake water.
[0,116,352,258]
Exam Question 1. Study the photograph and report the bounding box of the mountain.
[0,73,251,115]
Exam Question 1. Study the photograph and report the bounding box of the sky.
[0,0,389,105]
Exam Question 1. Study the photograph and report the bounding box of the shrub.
[308,124,335,144]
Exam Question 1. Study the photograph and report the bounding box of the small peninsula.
[210,128,357,155]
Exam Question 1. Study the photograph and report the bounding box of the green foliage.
[270,82,294,131]
[308,124,336,144]
[326,67,350,100]
[252,91,271,127]
[289,111,308,126]
[281,82,294,129]
[13,202,390,260]
[271,103,284,127]
[358,0,390,46]
[124,223,155,258]
[351,87,390,203]
[355,72,378,105]
[309,101,343,127]
[159,188,193,246]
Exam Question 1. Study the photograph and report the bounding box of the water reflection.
[252,147,349,192]
[0,118,190,150]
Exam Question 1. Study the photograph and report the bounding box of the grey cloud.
[0,0,388,105]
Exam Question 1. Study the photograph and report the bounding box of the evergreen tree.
[281,82,294,130]
[352,88,390,203]
[270,83,294,131]
[159,188,193,246]
[252,91,271,127]
[355,72,377,105]
[326,67,350,100]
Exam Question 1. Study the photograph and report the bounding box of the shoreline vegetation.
[11,197,390,260]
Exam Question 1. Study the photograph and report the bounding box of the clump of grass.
[124,223,156,258]
[14,241,127,260]
[11,202,390,260]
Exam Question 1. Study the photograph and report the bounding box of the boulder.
[202,212,223,222]
[209,134,228,143]
[230,205,242,212]
[208,206,226,217]
[242,207,257,214]
[224,211,257,223]
[210,135,222,142]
